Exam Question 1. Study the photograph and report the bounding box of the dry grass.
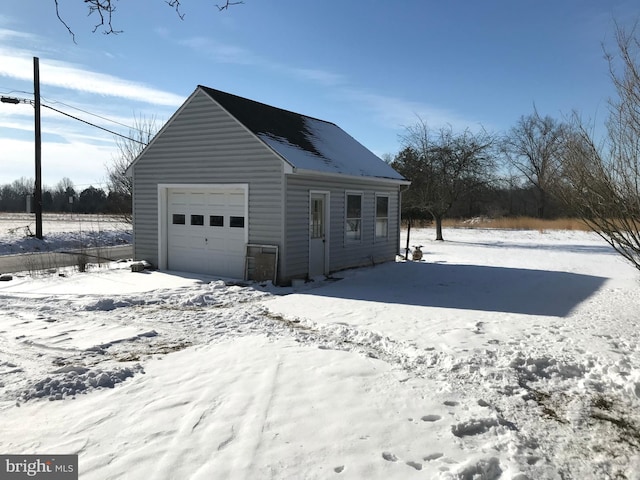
[440,217,592,231]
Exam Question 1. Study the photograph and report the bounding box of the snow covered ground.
[1,225,639,479]
[0,213,131,255]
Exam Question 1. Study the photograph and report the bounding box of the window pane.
[230,216,245,228]
[346,219,361,240]
[311,198,323,238]
[376,196,389,239]
[191,214,204,226]
[346,194,361,218]
[210,215,224,227]
[376,196,389,217]
[376,219,388,238]
[346,194,362,242]
[172,214,185,225]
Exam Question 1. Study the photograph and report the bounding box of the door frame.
[308,190,330,277]
[157,183,249,270]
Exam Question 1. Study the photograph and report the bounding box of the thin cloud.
[340,88,482,132]
[2,114,140,150]
[0,28,36,41]
[3,137,114,187]
[179,37,258,65]
[292,67,345,87]
[179,36,346,86]
[0,48,184,107]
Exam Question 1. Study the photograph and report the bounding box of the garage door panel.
[228,192,244,206]
[207,192,226,208]
[189,192,206,205]
[170,234,206,250]
[169,251,203,273]
[171,192,187,205]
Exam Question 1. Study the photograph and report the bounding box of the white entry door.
[309,192,328,277]
[167,187,246,278]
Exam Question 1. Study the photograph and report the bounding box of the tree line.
[0,177,129,215]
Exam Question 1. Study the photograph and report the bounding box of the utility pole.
[33,57,43,239]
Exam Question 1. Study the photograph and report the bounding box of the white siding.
[132,90,285,274]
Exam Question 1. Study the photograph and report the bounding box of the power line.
[0,88,32,97]
[2,94,146,145]
[42,104,146,145]
[1,88,150,140]
[41,96,142,132]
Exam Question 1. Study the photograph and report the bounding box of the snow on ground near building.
[0,213,131,255]
[1,227,639,479]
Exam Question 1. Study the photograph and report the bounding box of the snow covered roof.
[199,86,407,182]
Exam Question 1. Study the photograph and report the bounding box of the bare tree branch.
[106,114,160,224]
[85,0,121,35]
[54,0,77,43]
[393,119,497,240]
[166,0,185,20]
[560,23,640,272]
[501,107,568,218]
[216,0,244,11]
[54,0,244,39]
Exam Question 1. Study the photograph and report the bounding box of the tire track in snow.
[243,358,282,478]
[149,388,223,478]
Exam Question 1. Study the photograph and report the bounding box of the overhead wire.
[1,91,148,145]
[41,104,146,145]
[40,96,143,132]
[2,87,145,134]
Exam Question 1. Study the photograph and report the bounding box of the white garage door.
[167,187,246,278]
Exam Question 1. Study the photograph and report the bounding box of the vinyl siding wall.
[284,174,401,281]
[132,90,285,271]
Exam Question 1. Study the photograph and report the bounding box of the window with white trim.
[375,195,389,239]
[345,192,362,242]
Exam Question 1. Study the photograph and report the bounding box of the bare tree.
[501,108,568,218]
[51,177,77,212]
[53,0,243,41]
[392,119,496,241]
[560,23,640,271]
[105,114,159,224]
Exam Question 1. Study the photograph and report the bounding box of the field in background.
[0,213,129,235]
[0,213,132,259]
[439,216,592,231]
[2,213,592,235]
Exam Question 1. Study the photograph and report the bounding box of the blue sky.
[0,0,637,189]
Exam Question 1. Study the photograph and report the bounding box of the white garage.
[159,184,248,278]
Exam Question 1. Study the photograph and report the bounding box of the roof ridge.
[198,85,338,127]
